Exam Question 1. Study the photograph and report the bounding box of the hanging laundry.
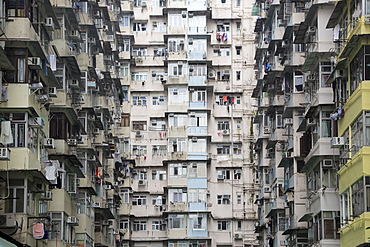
[223,95,227,103]
[33,222,45,239]
[216,33,221,41]
[0,121,13,145]
[231,97,235,104]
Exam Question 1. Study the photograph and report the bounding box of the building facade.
[0,0,258,247]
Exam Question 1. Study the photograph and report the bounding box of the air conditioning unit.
[188,38,194,44]
[322,159,333,168]
[104,185,112,190]
[113,182,119,186]
[0,148,10,160]
[40,191,53,200]
[93,128,100,135]
[29,117,45,127]
[284,118,293,125]
[151,120,157,125]
[44,17,54,28]
[67,139,77,146]
[88,114,95,121]
[0,214,15,226]
[69,79,79,88]
[87,155,95,161]
[331,137,345,148]
[136,131,142,137]
[189,112,196,117]
[280,240,288,246]
[217,174,225,180]
[264,126,271,134]
[307,118,316,126]
[234,233,242,239]
[182,11,187,17]
[70,30,80,37]
[102,25,108,32]
[141,1,147,7]
[28,57,42,69]
[94,202,101,208]
[208,72,215,79]
[102,220,109,225]
[67,216,79,224]
[48,87,57,97]
[138,180,145,185]
[192,137,198,142]
[222,129,230,135]
[44,138,55,149]
[264,187,271,193]
[89,37,96,44]
[224,70,230,75]
[188,12,194,17]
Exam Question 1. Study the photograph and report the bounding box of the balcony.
[304,137,339,166]
[189,101,208,109]
[2,83,42,114]
[168,228,187,239]
[50,39,80,57]
[0,148,39,171]
[167,76,188,85]
[168,202,188,212]
[187,126,207,135]
[188,51,207,60]
[340,213,370,247]
[167,51,187,61]
[188,76,207,86]
[5,18,38,40]
[188,0,208,11]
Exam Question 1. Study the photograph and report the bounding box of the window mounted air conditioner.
[141,1,147,7]
[67,216,79,224]
[69,79,79,88]
[136,131,142,137]
[222,129,230,135]
[88,114,95,121]
[48,87,57,97]
[330,137,345,148]
[307,118,316,126]
[138,180,145,185]
[28,57,42,69]
[102,220,109,225]
[89,37,96,44]
[217,174,225,180]
[94,202,101,208]
[188,38,194,44]
[44,18,54,28]
[104,185,112,190]
[93,128,100,135]
[44,138,55,149]
[208,72,215,79]
[182,11,187,18]
[67,139,77,146]
[70,30,79,37]
[284,118,293,125]
[29,117,45,127]
[322,159,333,168]
[192,137,198,142]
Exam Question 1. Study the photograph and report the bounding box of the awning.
[0,46,14,70]
[254,18,266,33]
[299,213,313,222]
[327,0,345,28]
[48,154,85,178]
[294,23,309,44]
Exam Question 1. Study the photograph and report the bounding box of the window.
[133,221,147,231]
[152,170,167,180]
[133,23,147,31]
[119,114,130,127]
[132,47,147,57]
[217,170,231,180]
[119,220,129,230]
[169,189,187,202]
[189,64,207,76]
[117,138,129,153]
[213,47,230,56]
[237,195,242,204]
[132,145,147,156]
[152,195,164,205]
[119,189,130,203]
[4,179,26,213]
[152,145,167,156]
[131,72,147,81]
[122,39,130,51]
[120,15,130,26]
[217,144,230,154]
[217,121,230,130]
[169,163,187,177]
[237,220,242,230]
[132,121,147,130]
[236,46,241,55]
[132,96,147,106]
[119,63,129,77]
[132,195,147,205]
[294,71,303,92]
[234,169,242,179]
[217,195,231,204]
[152,96,166,105]
[168,13,186,26]
[169,138,187,152]
[134,170,148,180]
[236,71,241,80]
[218,220,230,230]
[168,38,185,52]
[188,189,207,203]
[216,23,230,32]
[189,214,206,229]
[169,215,186,228]
[321,111,332,138]
[152,220,166,230]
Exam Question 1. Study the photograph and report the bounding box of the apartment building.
[253,0,341,246]
[327,0,370,245]
[0,0,258,246]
